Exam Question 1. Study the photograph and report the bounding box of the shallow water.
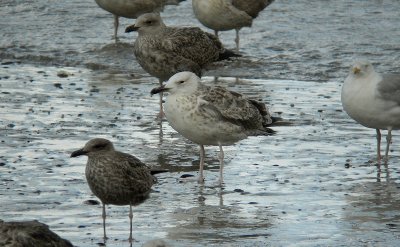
[1,0,400,246]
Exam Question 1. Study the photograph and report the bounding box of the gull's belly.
[342,84,400,129]
[164,97,246,145]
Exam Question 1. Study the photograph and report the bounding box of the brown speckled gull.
[192,0,275,51]
[94,0,186,41]
[151,72,284,186]
[0,220,73,247]
[125,12,238,117]
[70,138,158,244]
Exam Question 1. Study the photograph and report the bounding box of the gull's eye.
[93,143,107,149]
[145,20,153,24]
[178,80,185,84]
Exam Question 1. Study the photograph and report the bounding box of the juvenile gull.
[125,13,239,117]
[192,0,275,51]
[70,138,159,243]
[0,220,73,247]
[151,71,282,185]
[94,0,185,41]
[341,60,400,163]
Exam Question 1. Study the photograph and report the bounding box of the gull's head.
[150,72,200,96]
[70,138,115,158]
[349,60,375,77]
[125,13,165,34]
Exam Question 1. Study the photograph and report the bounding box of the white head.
[349,60,375,78]
[125,13,166,35]
[151,72,201,95]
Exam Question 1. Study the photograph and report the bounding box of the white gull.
[341,60,400,163]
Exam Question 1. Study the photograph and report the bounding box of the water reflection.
[376,163,390,183]
[166,184,273,245]
[343,166,400,243]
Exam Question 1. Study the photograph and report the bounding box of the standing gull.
[94,0,186,41]
[70,138,158,243]
[341,60,400,163]
[0,220,73,247]
[151,71,282,185]
[192,0,275,51]
[125,12,238,117]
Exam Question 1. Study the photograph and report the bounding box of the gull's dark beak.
[125,24,138,33]
[150,84,168,96]
[70,148,88,158]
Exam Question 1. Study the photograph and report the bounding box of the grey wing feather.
[377,74,400,105]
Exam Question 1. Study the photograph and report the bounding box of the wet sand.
[1,0,400,246]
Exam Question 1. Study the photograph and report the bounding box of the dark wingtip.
[218,49,241,61]
[150,169,169,175]
[270,116,293,126]
[125,24,138,33]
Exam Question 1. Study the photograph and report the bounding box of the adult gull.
[341,60,400,163]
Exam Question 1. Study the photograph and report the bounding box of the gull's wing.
[377,74,400,106]
[160,27,221,66]
[198,86,270,130]
[111,151,155,193]
[232,0,274,18]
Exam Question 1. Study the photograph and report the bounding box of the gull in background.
[94,0,186,41]
[192,0,275,51]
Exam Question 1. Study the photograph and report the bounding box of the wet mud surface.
[1,0,400,246]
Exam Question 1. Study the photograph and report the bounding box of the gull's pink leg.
[384,128,392,163]
[113,15,119,42]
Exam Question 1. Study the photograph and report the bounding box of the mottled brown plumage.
[125,12,234,82]
[70,138,156,243]
[125,12,238,117]
[0,220,73,247]
[200,86,274,133]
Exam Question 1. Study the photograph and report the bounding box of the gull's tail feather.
[218,48,241,61]
[268,116,293,127]
[150,169,169,175]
